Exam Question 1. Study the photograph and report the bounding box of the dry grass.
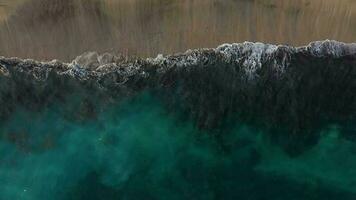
[0,0,355,61]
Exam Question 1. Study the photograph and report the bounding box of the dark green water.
[1,93,356,199]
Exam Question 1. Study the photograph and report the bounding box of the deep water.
[0,93,356,200]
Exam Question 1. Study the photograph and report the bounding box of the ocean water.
[0,0,355,199]
[1,92,356,199]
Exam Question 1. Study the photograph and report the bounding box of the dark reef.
[0,40,356,154]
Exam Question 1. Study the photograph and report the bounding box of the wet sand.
[0,0,355,61]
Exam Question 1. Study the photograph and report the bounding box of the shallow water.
[0,0,355,61]
[1,93,356,199]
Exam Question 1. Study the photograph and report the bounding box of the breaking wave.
[0,40,356,199]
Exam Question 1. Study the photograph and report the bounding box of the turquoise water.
[1,93,356,199]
